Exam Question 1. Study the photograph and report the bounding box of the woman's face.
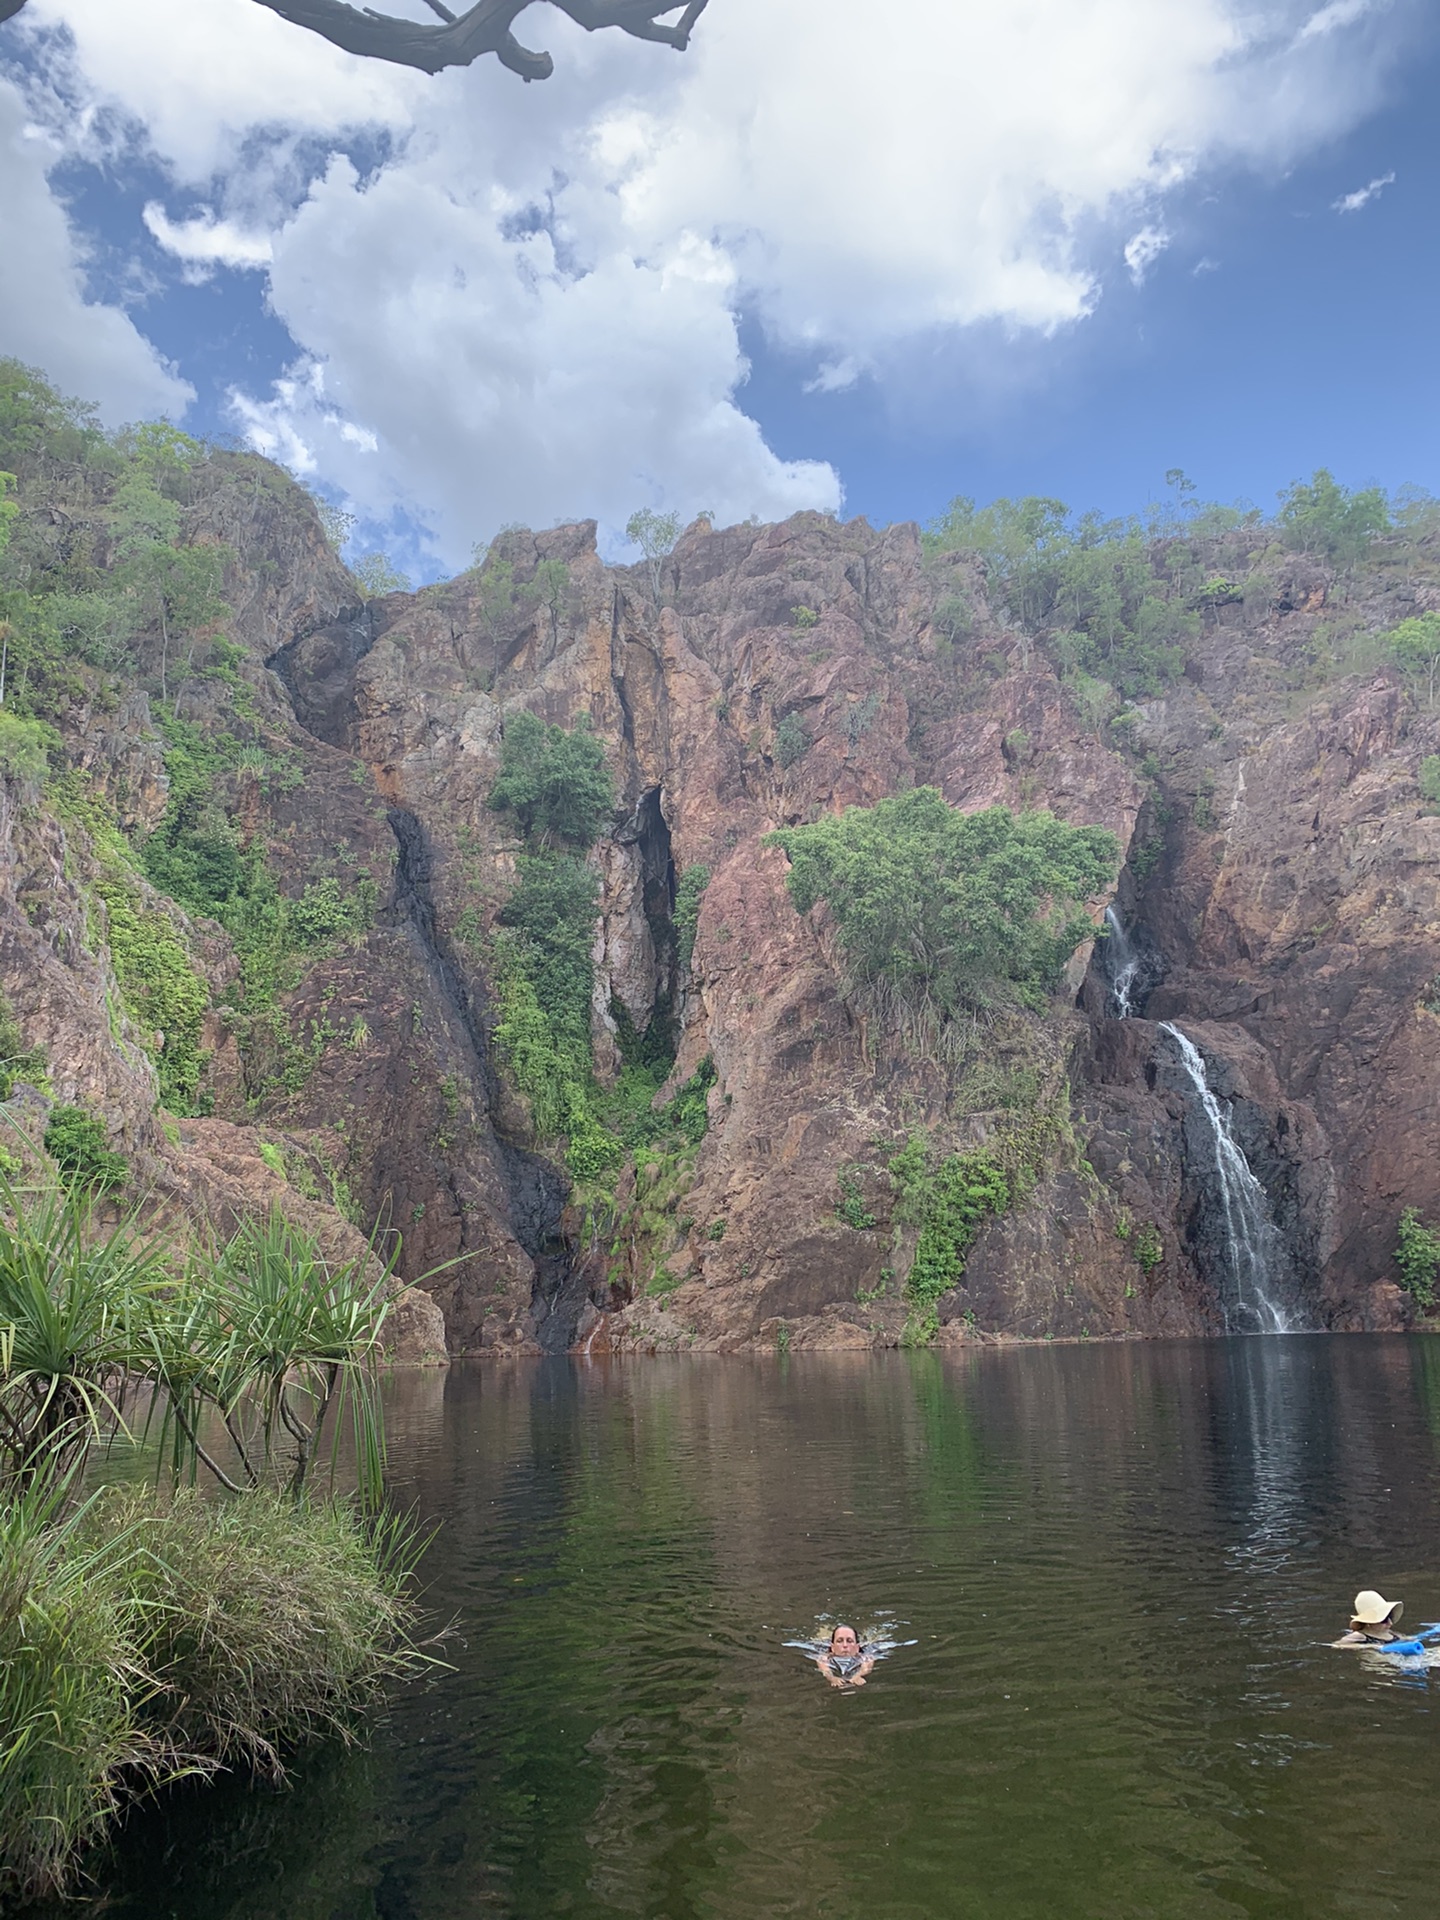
[831,1627,859,1655]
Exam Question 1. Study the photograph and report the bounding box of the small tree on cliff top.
[766,787,1119,1016]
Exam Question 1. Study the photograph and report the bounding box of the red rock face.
[10,471,1438,1353]
[282,512,1154,1350]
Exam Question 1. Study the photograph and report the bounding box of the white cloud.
[231,155,839,564]
[1332,170,1395,212]
[1,0,1422,557]
[142,203,273,275]
[18,0,418,181]
[0,78,192,422]
[1124,225,1172,286]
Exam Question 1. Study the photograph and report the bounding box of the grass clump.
[103,1489,417,1779]
[0,1490,160,1904]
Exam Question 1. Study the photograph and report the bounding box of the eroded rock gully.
[11,480,1440,1353]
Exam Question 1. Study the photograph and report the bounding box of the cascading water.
[1104,908,1143,1019]
[1160,1023,1299,1335]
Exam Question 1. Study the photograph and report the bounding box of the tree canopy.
[767,788,1119,1013]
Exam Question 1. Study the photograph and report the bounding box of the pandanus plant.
[0,1188,170,1497]
[142,1210,395,1506]
[0,1169,396,1507]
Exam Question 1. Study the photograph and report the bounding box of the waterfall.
[1160,1023,1298,1335]
[1103,907,1143,1019]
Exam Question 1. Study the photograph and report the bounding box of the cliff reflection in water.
[80,1341,1440,1920]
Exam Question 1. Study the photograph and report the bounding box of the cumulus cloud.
[229,154,839,563]
[0,78,192,423]
[0,0,1423,558]
[1332,170,1395,211]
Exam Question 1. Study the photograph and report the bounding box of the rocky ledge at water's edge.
[8,447,1440,1353]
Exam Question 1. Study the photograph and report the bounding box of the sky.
[0,0,1436,582]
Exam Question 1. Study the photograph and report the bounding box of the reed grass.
[112,1488,420,1779]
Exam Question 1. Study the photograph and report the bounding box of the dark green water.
[84,1337,1440,1918]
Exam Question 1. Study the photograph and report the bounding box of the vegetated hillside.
[4,360,1440,1351]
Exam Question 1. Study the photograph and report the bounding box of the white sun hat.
[1352,1590,1403,1625]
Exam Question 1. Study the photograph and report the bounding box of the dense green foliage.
[0,711,51,780]
[768,788,1118,1015]
[1396,1207,1440,1310]
[41,1106,128,1194]
[0,364,233,719]
[890,1132,1009,1342]
[138,713,378,1103]
[925,493,1201,699]
[498,856,599,1050]
[48,768,212,1111]
[489,710,614,847]
[484,715,621,1174]
[93,868,209,1109]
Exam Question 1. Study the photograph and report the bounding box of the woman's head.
[829,1624,861,1654]
[1350,1589,1403,1632]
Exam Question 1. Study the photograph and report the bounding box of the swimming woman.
[1332,1589,1404,1647]
[812,1624,875,1689]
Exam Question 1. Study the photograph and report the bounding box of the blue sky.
[1,0,1435,579]
[753,28,1440,534]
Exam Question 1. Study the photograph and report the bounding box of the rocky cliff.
[6,411,1439,1353]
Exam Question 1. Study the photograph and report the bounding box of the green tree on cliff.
[1278,469,1390,566]
[1386,613,1440,708]
[767,788,1118,1015]
[488,709,614,848]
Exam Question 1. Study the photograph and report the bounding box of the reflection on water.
[74,1337,1440,1919]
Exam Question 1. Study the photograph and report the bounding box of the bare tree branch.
[0,0,708,79]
